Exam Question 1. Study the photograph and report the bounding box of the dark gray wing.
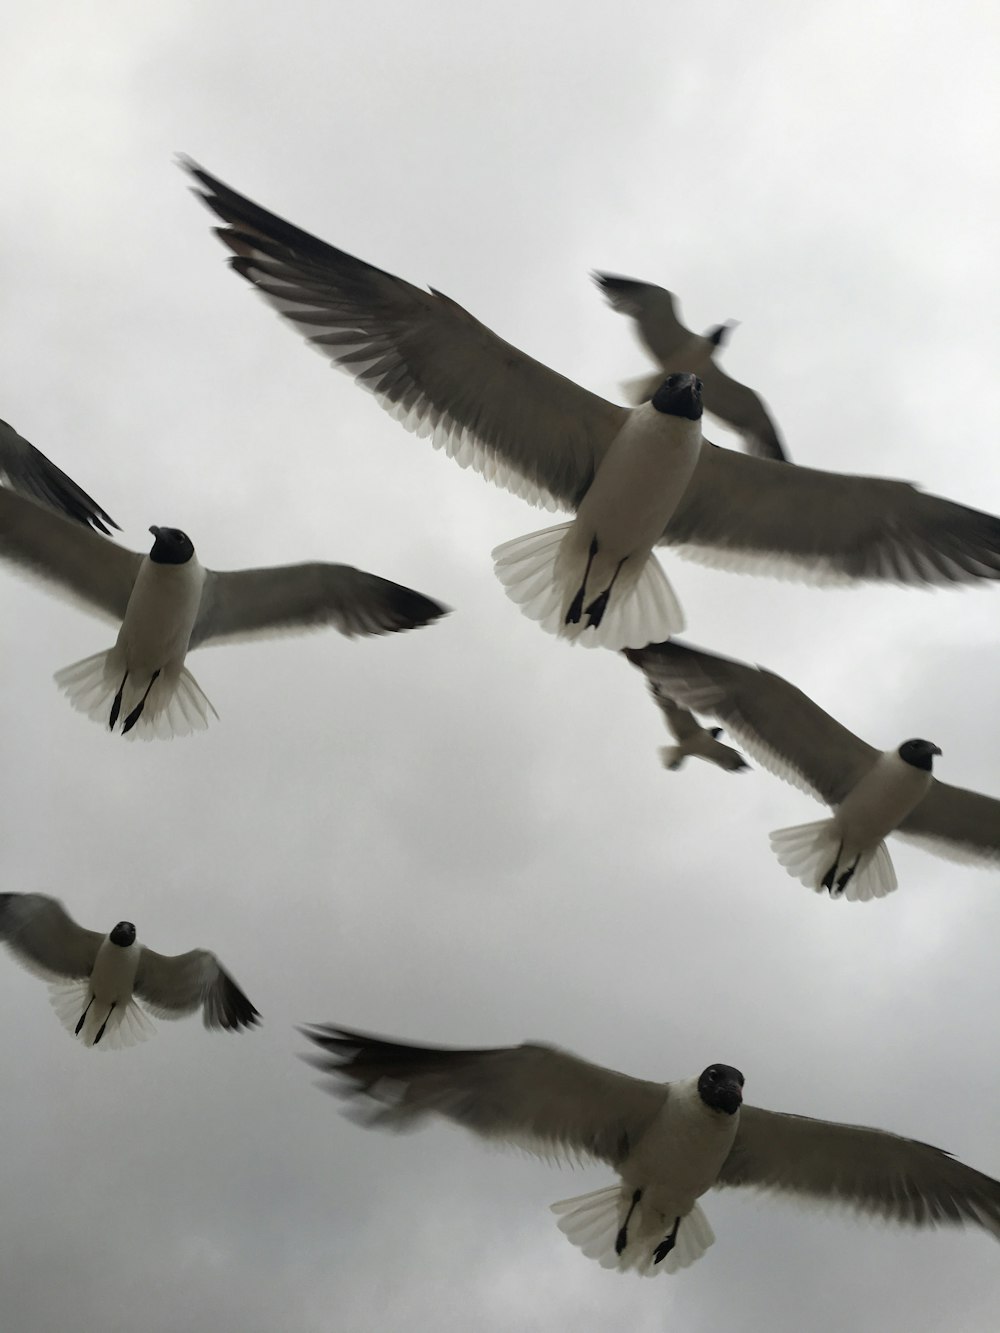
[593,273,689,360]
[625,640,878,805]
[190,564,448,648]
[697,363,786,462]
[898,781,1000,868]
[0,419,118,534]
[134,947,260,1032]
[184,160,626,512]
[662,445,1000,586]
[720,1104,1000,1240]
[302,1026,666,1165]
[0,893,104,980]
[0,488,140,623]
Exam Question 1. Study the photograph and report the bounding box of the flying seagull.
[626,640,1000,900]
[0,487,449,739]
[637,674,749,773]
[182,164,1000,653]
[302,1026,1000,1275]
[0,893,260,1049]
[593,273,787,462]
[0,417,117,533]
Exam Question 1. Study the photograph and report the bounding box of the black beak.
[716,1081,743,1115]
[148,525,161,539]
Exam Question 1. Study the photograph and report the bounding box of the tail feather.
[48,981,156,1050]
[551,1186,714,1276]
[54,650,218,741]
[770,819,898,902]
[659,745,685,771]
[493,523,684,650]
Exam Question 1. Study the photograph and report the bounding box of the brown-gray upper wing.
[302,1026,666,1166]
[662,445,1000,587]
[0,893,104,980]
[592,273,689,362]
[134,946,260,1032]
[0,488,139,623]
[0,419,118,534]
[719,1104,1000,1239]
[190,564,448,648]
[898,781,1000,868]
[698,364,787,462]
[625,640,878,805]
[185,161,626,512]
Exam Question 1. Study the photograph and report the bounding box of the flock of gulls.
[1,158,999,1284]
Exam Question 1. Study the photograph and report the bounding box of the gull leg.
[821,843,844,893]
[75,994,95,1035]
[108,670,129,730]
[565,537,599,625]
[834,853,862,897]
[121,670,161,735]
[93,1002,117,1045]
[652,1215,681,1265]
[584,556,627,629]
[615,1188,643,1255]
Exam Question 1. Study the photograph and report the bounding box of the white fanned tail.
[48,980,156,1050]
[620,372,665,407]
[492,522,684,650]
[770,820,898,902]
[550,1185,714,1277]
[659,746,686,772]
[54,649,218,741]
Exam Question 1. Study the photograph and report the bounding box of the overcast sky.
[1,3,999,1330]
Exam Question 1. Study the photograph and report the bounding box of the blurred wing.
[720,1104,1000,1239]
[0,893,103,980]
[302,1026,666,1165]
[190,564,449,648]
[592,273,689,361]
[185,161,625,512]
[898,781,1000,868]
[0,418,119,534]
[650,688,702,743]
[663,446,1000,586]
[625,640,878,804]
[0,488,139,623]
[698,364,787,462]
[135,947,260,1032]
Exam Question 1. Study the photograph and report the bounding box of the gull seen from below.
[635,672,749,773]
[0,416,117,533]
[184,160,1000,653]
[303,1026,1000,1275]
[594,272,788,462]
[627,640,1000,899]
[0,487,448,739]
[0,893,260,1049]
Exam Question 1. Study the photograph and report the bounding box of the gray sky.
[1,3,999,1330]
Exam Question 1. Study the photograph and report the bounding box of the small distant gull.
[593,273,787,461]
[0,417,117,533]
[626,640,1000,900]
[637,674,749,773]
[183,161,1000,653]
[302,1026,1000,1275]
[0,893,260,1049]
[0,487,449,739]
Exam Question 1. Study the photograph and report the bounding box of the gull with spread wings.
[0,487,448,739]
[626,640,1000,900]
[185,160,1000,651]
[0,893,259,1049]
[303,1026,1000,1276]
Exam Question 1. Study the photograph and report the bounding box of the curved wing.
[190,564,448,648]
[0,420,118,534]
[134,947,260,1032]
[0,488,139,623]
[663,446,1000,587]
[625,640,878,805]
[720,1104,1000,1239]
[302,1026,666,1166]
[698,364,786,462]
[185,161,625,512]
[0,893,103,981]
[653,690,703,743]
[898,781,1000,868]
[592,273,689,361]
